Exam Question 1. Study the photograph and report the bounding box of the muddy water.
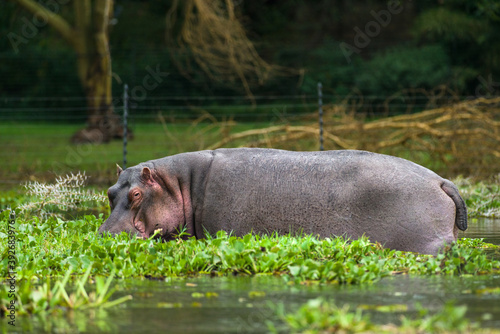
[8,219,500,334]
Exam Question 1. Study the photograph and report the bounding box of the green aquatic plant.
[1,211,499,283]
[400,302,471,333]
[454,176,500,218]
[0,265,132,316]
[269,298,475,333]
[269,298,374,333]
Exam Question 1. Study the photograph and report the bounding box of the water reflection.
[11,274,499,334]
[459,218,500,245]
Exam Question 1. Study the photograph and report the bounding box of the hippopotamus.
[98,148,467,254]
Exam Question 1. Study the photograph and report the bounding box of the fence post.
[318,82,324,151]
[123,84,129,169]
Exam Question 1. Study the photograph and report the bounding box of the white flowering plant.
[19,172,107,218]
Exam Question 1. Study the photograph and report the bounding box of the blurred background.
[1,0,499,188]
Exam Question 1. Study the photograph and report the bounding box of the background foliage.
[2,0,500,119]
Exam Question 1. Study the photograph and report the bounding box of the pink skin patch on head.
[134,220,147,238]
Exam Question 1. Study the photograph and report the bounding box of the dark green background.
[2,0,499,121]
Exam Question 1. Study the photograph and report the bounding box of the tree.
[9,0,123,143]
[9,0,282,142]
[165,0,286,101]
[412,1,500,91]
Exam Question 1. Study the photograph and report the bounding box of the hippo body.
[99,148,467,254]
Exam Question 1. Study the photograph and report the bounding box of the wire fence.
[0,89,478,122]
[1,90,499,188]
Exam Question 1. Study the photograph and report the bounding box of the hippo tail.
[441,180,468,231]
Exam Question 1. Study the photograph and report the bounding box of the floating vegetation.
[1,211,498,286]
[269,298,374,333]
[268,298,476,334]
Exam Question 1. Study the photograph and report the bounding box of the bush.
[355,45,452,97]
[299,39,359,96]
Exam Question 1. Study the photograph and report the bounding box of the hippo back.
[198,148,455,253]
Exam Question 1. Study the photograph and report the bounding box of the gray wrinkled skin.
[99,148,467,254]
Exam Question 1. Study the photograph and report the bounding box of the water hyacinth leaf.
[273,298,475,333]
[288,265,301,277]
[233,240,245,253]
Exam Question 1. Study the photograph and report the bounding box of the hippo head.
[98,164,187,240]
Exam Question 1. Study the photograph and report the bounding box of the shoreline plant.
[2,212,498,283]
[18,172,106,219]
[0,266,132,317]
[455,175,500,218]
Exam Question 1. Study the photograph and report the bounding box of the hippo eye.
[129,189,142,202]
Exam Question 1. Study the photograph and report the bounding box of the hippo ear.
[141,167,156,185]
[116,164,123,177]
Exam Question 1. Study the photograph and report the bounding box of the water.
[459,218,500,245]
[7,219,500,334]
[15,274,500,333]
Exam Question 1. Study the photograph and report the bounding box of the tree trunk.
[70,53,124,144]
[10,0,129,144]
[71,0,128,144]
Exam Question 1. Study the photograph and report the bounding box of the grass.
[3,119,497,189]
[0,121,277,186]
[18,172,106,219]
[455,176,500,218]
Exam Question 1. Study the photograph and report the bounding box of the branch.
[93,0,112,37]
[10,0,76,47]
[90,0,113,60]
[74,1,91,34]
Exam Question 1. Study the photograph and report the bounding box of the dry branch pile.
[209,97,500,178]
